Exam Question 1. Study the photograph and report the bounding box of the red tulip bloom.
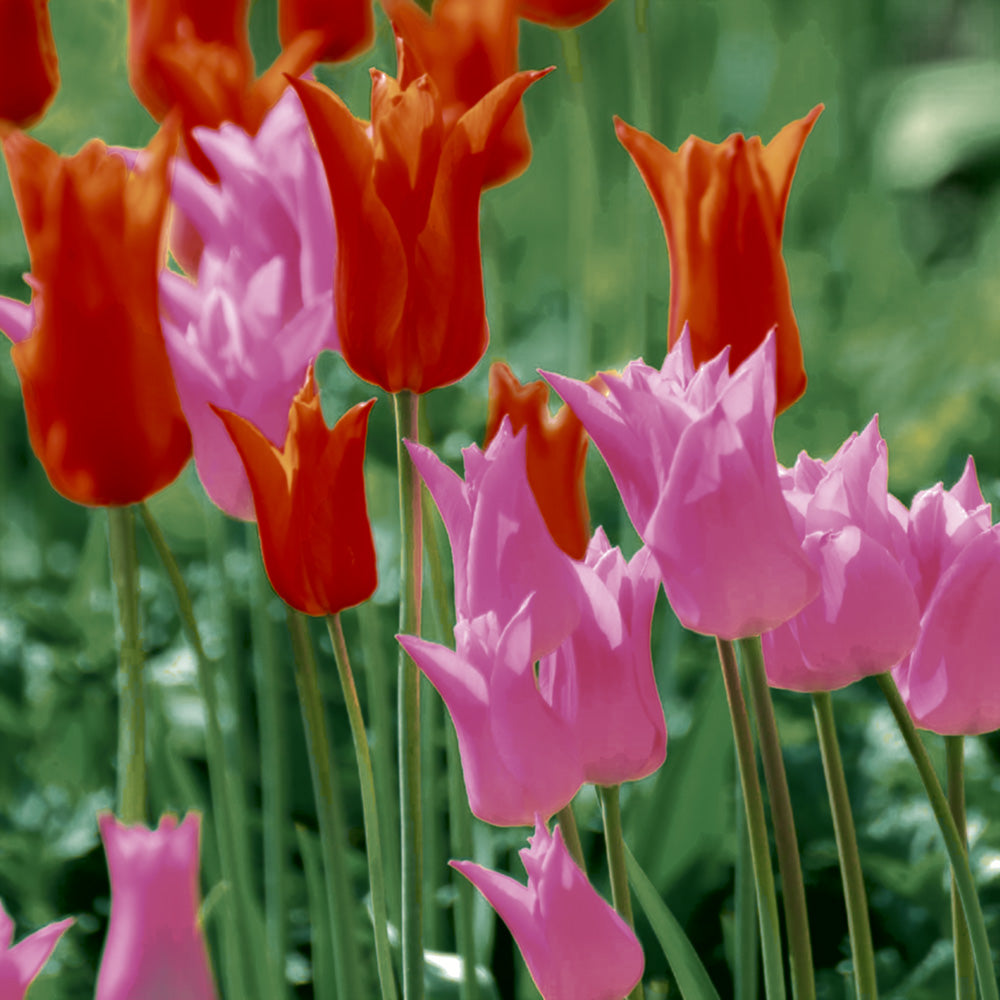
[518,0,615,28]
[0,0,59,129]
[2,126,192,506]
[616,106,822,414]
[280,0,374,64]
[290,56,550,393]
[215,367,378,616]
[486,362,595,559]
[382,0,529,186]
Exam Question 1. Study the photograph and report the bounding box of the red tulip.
[518,0,615,28]
[0,0,59,129]
[279,0,374,64]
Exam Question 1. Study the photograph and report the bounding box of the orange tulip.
[486,362,594,559]
[616,106,822,414]
[290,57,550,394]
[381,0,529,187]
[215,369,378,616]
[518,0,614,28]
[0,0,59,129]
[2,127,192,506]
[279,0,374,65]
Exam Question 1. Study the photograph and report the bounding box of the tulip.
[289,57,551,393]
[539,528,666,785]
[0,899,72,999]
[381,0,529,186]
[544,330,819,639]
[280,0,374,64]
[408,417,586,654]
[215,366,378,616]
[518,0,615,28]
[762,417,921,692]
[96,813,217,1000]
[615,106,822,414]
[159,88,338,520]
[1,128,192,507]
[892,459,1000,734]
[486,362,593,558]
[452,819,644,1000]
[0,0,59,129]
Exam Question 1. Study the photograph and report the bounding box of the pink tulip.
[762,417,920,691]
[159,86,338,520]
[539,528,666,785]
[543,330,819,639]
[452,819,644,1000]
[0,900,72,999]
[892,459,1000,733]
[96,813,217,1000]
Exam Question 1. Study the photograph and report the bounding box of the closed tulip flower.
[452,819,644,1000]
[289,54,550,393]
[762,418,920,692]
[0,0,59,129]
[1,128,192,506]
[0,900,72,999]
[616,107,822,414]
[518,0,615,28]
[544,330,819,639]
[96,813,216,1000]
[215,367,378,616]
[280,0,374,64]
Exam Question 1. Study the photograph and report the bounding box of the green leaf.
[625,845,722,1000]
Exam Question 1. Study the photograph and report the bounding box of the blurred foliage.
[3,0,1000,997]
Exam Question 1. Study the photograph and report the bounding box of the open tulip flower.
[0,127,192,507]
[762,417,921,692]
[289,52,551,393]
[159,87,338,520]
[544,330,819,640]
[452,819,644,1000]
[215,366,378,617]
[893,459,1000,734]
[0,0,59,130]
[381,0,530,187]
[0,899,72,999]
[616,106,821,414]
[96,813,216,1000]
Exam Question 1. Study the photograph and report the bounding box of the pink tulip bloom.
[399,602,586,826]
[539,528,666,785]
[452,819,644,1000]
[159,86,338,520]
[544,330,819,639]
[0,900,72,999]
[893,459,1000,734]
[96,813,217,1000]
[762,417,920,691]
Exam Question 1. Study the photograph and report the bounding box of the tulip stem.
[735,745,760,1000]
[108,505,145,825]
[947,735,976,1000]
[327,614,400,1000]
[875,674,997,1000]
[716,638,787,1000]
[739,637,815,1000]
[557,801,587,873]
[811,691,878,1000]
[395,389,425,1000]
[286,608,364,1000]
[140,503,271,998]
[598,784,645,1000]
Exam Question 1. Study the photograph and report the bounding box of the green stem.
[556,802,587,873]
[739,637,815,1000]
[598,785,645,1000]
[108,505,145,825]
[716,639,787,1000]
[875,674,997,1000]
[287,608,364,1000]
[296,825,335,1000]
[634,0,648,31]
[947,735,977,1000]
[327,615,400,1000]
[394,390,424,1000]
[811,692,878,1000]
[735,746,760,1000]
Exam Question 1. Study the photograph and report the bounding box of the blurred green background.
[3,0,1000,997]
